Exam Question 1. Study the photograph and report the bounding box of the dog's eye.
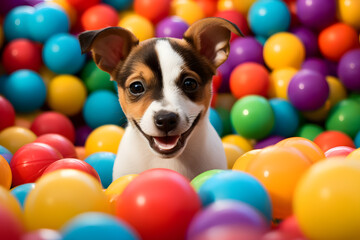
[182,77,198,92]
[129,81,145,95]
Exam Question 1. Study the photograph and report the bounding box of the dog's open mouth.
[133,113,201,156]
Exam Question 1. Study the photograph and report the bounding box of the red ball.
[116,168,201,240]
[30,112,76,143]
[278,215,305,239]
[1,39,42,74]
[34,134,77,158]
[42,158,101,182]
[67,0,100,13]
[214,10,250,40]
[10,143,63,187]
[0,204,24,240]
[314,130,355,152]
[81,4,119,31]
[134,0,171,23]
[324,146,355,158]
[195,0,217,17]
[229,62,269,99]
[212,70,222,92]
[0,96,15,131]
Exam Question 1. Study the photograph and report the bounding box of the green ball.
[191,169,224,191]
[296,123,324,141]
[230,95,274,140]
[215,107,232,136]
[326,99,360,138]
[81,60,115,92]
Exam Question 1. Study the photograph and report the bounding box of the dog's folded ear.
[78,27,139,77]
[183,17,244,68]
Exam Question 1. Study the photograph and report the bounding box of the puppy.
[79,17,243,180]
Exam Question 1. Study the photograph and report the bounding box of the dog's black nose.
[154,111,179,133]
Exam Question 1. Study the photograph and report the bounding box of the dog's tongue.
[153,136,180,151]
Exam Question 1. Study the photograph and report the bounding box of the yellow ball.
[0,156,12,190]
[119,14,154,42]
[326,76,347,107]
[233,0,256,15]
[0,186,23,221]
[263,32,305,70]
[268,67,297,100]
[346,148,360,161]
[217,0,235,11]
[50,0,77,26]
[222,134,253,153]
[47,75,87,116]
[223,143,245,169]
[294,159,360,240]
[24,169,110,230]
[173,1,205,25]
[0,127,37,154]
[232,149,261,171]
[302,100,331,122]
[338,0,360,30]
[85,125,124,157]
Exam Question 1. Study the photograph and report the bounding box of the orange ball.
[246,145,311,219]
[134,0,171,23]
[195,0,218,17]
[0,156,12,189]
[81,4,119,30]
[318,23,359,61]
[229,62,269,99]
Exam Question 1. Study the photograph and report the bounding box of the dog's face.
[79,18,242,157]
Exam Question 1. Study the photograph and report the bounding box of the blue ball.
[102,0,133,11]
[61,212,139,240]
[209,108,223,137]
[269,98,300,137]
[43,33,86,74]
[27,3,69,43]
[4,70,46,113]
[0,145,12,164]
[354,131,360,148]
[83,90,126,129]
[248,0,291,38]
[3,5,34,41]
[10,183,36,208]
[198,170,272,223]
[85,152,116,188]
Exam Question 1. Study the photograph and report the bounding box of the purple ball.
[187,200,268,240]
[288,70,329,111]
[296,0,336,30]
[291,27,319,58]
[338,49,360,91]
[254,136,285,149]
[155,16,189,39]
[217,61,231,93]
[301,57,329,76]
[227,37,264,70]
[75,125,93,146]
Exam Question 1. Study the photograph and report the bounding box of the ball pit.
[0,0,360,239]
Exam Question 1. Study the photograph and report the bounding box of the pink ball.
[324,146,355,158]
[34,134,77,158]
[0,204,24,240]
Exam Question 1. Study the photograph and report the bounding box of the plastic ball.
[102,0,133,11]
[134,0,171,23]
[172,1,205,25]
[10,142,62,186]
[346,147,360,160]
[0,127,37,154]
[30,111,76,143]
[324,146,355,158]
[217,63,232,93]
[268,67,297,100]
[356,131,360,148]
[81,4,119,30]
[263,32,305,70]
[187,200,269,239]
[43,33,86,74]
[326,76,347,107]
[338,49,360,91]
[338,0,360,29]
[246,145,311,219]
[195,0,217,18]
[61,212,139,240]
[24,169,110,230]
[35,134,76,159]
[230,63,269,99]
[2,39,42,74]
[214,10,249,39]
[119,14,154,42]
[296,0,336,30]
[301,57,328,76]
[3,70,46,113]
[75,125,92,146]
[116,168,201,240]
[291,26,319,58]
[10,183,36,208]
[314,130,355,152]
[223,143,245,169]
[0,155,12,189]
[215,107,232,136]
[85,125,124,156]
[233,0,256,15]
[232,149,261,171]
[190,169,224,192]
[66,0,100,12]
[326,99,360,138]
[269,99,299,137]
[230,95,275,140]
[105,174,137,211]
[0,185,23,221]
[156,16,189,39]
[83,90,126,129]
[277,215,305,240]
[27,3,69,43]
[47,75,87,116]
[248,0,290,38]
[287,70,329,111]
[81,60,115,93]
[0,204,24,240]
[254,135,285,149]
[209,108,223,137]
[85,152,116,188]
[3,5,34,41]
[318,23,359,62]
[227,37,263,70]
[294,159,360,240]
[295,123,324,142]
[22,229,62,240]
[0,96,15,131]
[50,0,77,26]
[0,145,13,164]
[217,0,234,11]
